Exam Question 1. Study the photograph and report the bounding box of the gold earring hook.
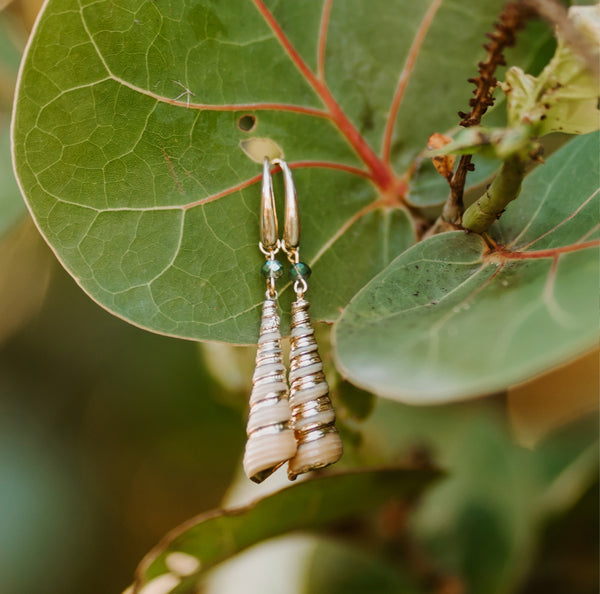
[260,157,278,252]
[271,158,300,253]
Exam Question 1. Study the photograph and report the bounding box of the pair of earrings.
[243,158,343,484]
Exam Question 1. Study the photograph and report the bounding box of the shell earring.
[242,158,297,483]
[243,157,343,483]
[274,158,343,481]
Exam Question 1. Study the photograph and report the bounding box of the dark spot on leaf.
[238,114,257,132]
[414,265,419,270]
[413,291,419,297]
[430,301,438,306]
[359,101,375,132]
[391,137,404,155]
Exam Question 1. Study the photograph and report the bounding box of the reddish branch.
[252,0,396,191]
[442,2,532,226]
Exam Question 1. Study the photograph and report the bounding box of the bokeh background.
[0,2,597,593]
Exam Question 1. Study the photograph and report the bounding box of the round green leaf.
[12,0,546,343]
[333,132,599,403]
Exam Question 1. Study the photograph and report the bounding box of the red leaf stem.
[251,0,396,191]
[489,240,600,261]
[317,0,335,81]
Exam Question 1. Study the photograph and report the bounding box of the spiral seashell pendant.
[287,297,343,480]
[243,297,297,483]
[243,157,342,483]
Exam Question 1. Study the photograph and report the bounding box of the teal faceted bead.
[290,261,311,280]
[261,259,284,279]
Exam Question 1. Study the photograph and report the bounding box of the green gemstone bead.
[290,261,311,280]
[261,259,284,279]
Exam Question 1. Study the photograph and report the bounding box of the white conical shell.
[243,298,296,483]
[287,431,344,479]
[287,298,342,480]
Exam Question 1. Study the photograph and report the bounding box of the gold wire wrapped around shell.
[287,297,343,480]
[243,298,297,483]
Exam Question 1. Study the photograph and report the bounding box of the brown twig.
[441,2,532,227]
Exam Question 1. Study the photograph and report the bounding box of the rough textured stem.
[462,155,526,233]
[443,154,472,224]
[436,2,530,229]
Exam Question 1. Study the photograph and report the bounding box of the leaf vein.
[508,139,591,248]
[517,188,600,251]
[382,0,444,163]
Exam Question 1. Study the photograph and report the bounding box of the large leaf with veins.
[12,0,547,343]
[333,132,599,403]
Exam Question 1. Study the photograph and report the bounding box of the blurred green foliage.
[0,255,244,593]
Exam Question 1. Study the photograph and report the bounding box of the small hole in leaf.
[238,114,257,132]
